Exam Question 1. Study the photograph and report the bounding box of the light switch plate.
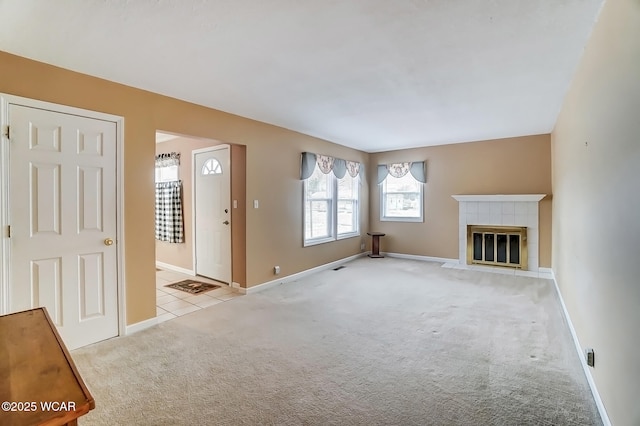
[253,200,259,209]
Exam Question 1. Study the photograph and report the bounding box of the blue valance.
[301,152,362,180]
[377,161,426,184]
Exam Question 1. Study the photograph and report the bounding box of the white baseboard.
[551,272,611,426]
[441,260,554,279]
[383,252,458,264]
[231,282,247,294]
[538,267,554,279]
[245,253,365,295]
[156,261,194,276]
[125,316,158,335]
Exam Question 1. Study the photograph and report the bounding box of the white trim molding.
[383,251,553,277]
[551,272,611,426]
[125,316,158,335]
[231,282,246,294]
[442,262,554,279]
[452,194,546,203]
[383,252,458,264]
[245,253,365,294]
[156,261,194,276]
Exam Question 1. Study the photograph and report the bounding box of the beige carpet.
[73,258,601,425]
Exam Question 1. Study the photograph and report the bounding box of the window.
[202,158,222,175]
[155,152,181,182]
[337,172,359,235]
[379,163,424,222]
[304,167,360,246]
[304,166,333,242]
[154,152,183,242]
[155,164,178,182]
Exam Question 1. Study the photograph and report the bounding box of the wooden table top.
[0,308,95,426]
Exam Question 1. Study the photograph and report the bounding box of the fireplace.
[452,194,545,272]
[467,225,527,269]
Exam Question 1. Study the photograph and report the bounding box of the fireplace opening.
[467,225,527,269]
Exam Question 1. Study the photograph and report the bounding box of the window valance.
[377,161,426,184]
[300,152,361,180]
[155,152,180,167]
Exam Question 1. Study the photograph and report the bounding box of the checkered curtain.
[155,181,184,243]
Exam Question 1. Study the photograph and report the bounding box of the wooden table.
[0,308,95,426]
[367,232,386,258]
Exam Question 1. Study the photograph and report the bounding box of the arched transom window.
[202,158,222,175]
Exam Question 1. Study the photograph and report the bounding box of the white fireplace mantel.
[452,194,546,272]
[452,194,545,203]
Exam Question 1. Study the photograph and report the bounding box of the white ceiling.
[0,0,604,152]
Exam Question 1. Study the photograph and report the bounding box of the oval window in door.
[202,158,222,175]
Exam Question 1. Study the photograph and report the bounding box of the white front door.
[6,102,119,350]
[194,146,231,283]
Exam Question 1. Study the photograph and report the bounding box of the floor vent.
[333,266,346,271]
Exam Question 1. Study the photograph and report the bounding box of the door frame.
[191,144,232,283]
[0,93,126,338]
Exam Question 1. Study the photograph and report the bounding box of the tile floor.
[156,268,242,323]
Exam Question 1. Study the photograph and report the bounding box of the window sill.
[380,216,423,223]
[303,236,335,247]
[337,232,360,240]
[304,232,360,247]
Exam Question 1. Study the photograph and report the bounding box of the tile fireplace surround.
[451,194,546,276]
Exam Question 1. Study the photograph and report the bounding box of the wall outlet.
[274,265,280,275]
[585,348,595,367]
[253,200,259,209]
[360,243,365,251]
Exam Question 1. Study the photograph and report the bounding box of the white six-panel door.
[194,146,231,283]
[7,103,119,350]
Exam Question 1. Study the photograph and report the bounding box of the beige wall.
[0,51,369,325]
[369,135,552,267]
[551,0,640,424]
[230,144,247,286]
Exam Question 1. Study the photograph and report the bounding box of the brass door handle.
[223,220,230,225]
[104,238,114,246]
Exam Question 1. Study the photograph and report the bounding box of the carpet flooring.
[72,258,601,425]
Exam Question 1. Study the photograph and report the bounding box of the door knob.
[104,238,114,246]
[223,220,230,225]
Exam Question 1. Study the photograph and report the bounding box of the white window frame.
[336,173,359,238]
[379,175,424,223]
[304,170,360,247]
[201,158,222,175]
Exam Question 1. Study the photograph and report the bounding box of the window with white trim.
[202,158,222,175]
[378,161,426,222]
[337,172,359,235]
[302,153,361,246]
[155,152,180,182]
[380,174,423,221]
[304,166,334,242]
[155,164,178,182]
